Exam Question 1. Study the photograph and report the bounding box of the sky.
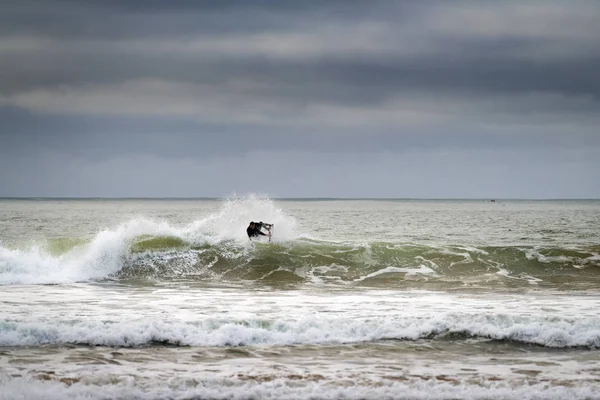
[1,0,599,198]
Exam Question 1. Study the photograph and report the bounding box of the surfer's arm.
[247,228,267,239]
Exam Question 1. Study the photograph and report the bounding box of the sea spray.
[0,197,299,285]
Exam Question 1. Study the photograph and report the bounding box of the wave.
[1,197,599,287]
[0,196,297,285]
[1,312,598,349]
[1,237,598,287]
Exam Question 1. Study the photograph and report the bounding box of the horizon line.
[0,196,598,201]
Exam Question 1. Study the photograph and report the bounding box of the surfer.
[247,221,272,240]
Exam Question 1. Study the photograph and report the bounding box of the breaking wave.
[1,236,599,288]
[0,197,599,288]
[1,312,599,349]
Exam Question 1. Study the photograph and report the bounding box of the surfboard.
[268,224,274,242]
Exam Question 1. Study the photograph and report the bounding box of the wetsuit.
[246,221,273,239]
[247,223,267,238]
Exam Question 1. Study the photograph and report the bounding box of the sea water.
[1,197,599,399]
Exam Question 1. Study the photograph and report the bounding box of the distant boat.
[490,199,496,203]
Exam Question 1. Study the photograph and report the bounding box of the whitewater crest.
[1,313,599,349]
[0,196,298,285]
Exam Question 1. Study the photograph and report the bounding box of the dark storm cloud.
[0,0,393,39]
[1,1,599,104]
[1,1,599,197]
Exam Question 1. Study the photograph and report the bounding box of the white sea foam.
[0,219,178,285]
[355,265,437,282]
[1,312,598,348]
[523,247,579,265]
[495,267,541,285]
[1,374,598,400]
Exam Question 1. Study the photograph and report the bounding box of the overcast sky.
[1,0,599,198]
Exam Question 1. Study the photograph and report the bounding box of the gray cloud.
[1,0,599,197]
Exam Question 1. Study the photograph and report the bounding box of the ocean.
[1,197,599,399]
